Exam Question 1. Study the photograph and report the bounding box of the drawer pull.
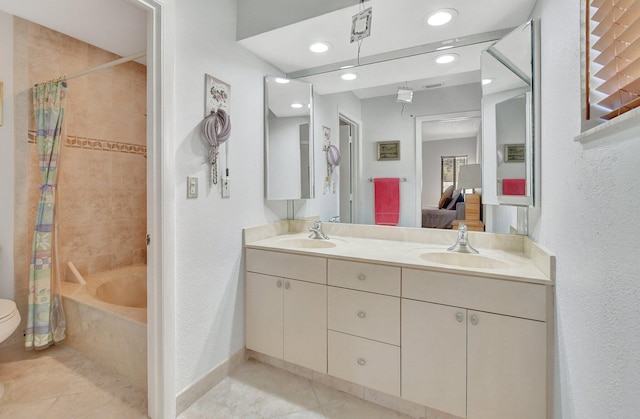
[357,358,366,366]
[456,312,464,323]
[357,273,366,281]
[470,314,479,325]
[276,280,282,288]
[357,311,366,318]
[284,281,290,290]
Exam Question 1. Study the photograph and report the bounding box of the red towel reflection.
[374,178,400,226]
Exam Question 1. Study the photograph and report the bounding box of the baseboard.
[175,347,247,416]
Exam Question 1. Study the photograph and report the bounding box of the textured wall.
[531,1,640,418]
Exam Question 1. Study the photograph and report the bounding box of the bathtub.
[60,264,147,390]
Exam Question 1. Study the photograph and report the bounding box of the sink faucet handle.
[458,223,469,244]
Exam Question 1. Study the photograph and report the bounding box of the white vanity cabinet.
[245,249,327,373]
[402,268,549,419]
[327,259,401,396]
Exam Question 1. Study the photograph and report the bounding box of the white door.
[467,311,547,419]
[283,279,327,373]
[339,123,353,223]
[246,272,284,359]
[402,299,467,418]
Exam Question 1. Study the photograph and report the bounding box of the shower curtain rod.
[38,51,146,85]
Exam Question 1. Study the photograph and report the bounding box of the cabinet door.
[467,311,547,419]
[246,272,283,359]
[402,299,467,418]
[283,279,327,373]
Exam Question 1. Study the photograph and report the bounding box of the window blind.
[588,0,640,121]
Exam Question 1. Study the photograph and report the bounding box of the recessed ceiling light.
[341,73,358,81]
[291,103,304,109]
[309,41,330,53]
[435,53,458,64]
[482,78,493,85]
[425,9,458,27]
[275,78,290,84]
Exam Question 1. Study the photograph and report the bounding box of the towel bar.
[368,177,408,182]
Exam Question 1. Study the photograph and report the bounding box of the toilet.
[0,299,20,343]
[0,298,20,400]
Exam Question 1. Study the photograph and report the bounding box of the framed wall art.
[377,141,400,161]
[504,143,525,162]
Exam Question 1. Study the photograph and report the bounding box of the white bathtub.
[60,264,147,390]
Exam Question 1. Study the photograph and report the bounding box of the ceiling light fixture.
[435,53,458,64]
[340,65,355,69]
[341,73,358,81]
[436,45,454,51]
[309,41,330,53]
[425,9,458,27]
[291,103,304,109]
[482,78,493,85]
[275,78,290,84]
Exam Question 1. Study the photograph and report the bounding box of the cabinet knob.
[357,358,366,366]
[284,281,290,290]
[276,280,282,288]
[470,314,479,325]
[357,273,366,281]
[456,312,464,323]
[357,311,366,318]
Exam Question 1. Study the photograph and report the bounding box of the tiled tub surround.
[244,221,555,419]
[8,17,147,348]
[60,265,147,390]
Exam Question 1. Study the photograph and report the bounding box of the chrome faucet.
[328,216,340,222]
[308,220,329,240]
[447,223,478,254]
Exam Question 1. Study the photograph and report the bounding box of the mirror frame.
[264,76,315,200]
[481,19,540,208]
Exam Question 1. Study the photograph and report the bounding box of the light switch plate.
[187,177,198,198]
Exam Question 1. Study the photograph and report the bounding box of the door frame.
[414,111,481,227]
[337,108,362,224]
[131,0,176,417]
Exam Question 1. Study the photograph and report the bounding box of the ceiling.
[0,0,146,63]
[239,0,536,98]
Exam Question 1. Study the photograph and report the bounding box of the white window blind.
[587,0,640,121]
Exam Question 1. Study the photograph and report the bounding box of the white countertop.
[245,225,554,285]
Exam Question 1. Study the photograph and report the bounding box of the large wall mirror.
[264,76,314,200]
[249,2,538,232]
[481,19,539,208]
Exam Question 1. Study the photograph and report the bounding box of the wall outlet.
[222,177,230,198]
[187,176,198,198]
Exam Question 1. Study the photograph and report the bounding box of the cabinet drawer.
[328,287,400,345]
[402,268,547,321]
[328,330,400,397]
[246,248,326,284]
[328,259,400,296]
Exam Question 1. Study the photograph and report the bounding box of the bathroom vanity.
[244,221,554,419]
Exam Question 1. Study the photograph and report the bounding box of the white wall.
[266,112,305,199]
[0,11,14,299]
[360,84,481,225]
[173,0,285,393]
[531,1,640,418]
[422,137,477,206]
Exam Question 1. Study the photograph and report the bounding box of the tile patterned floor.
[0,343,147,419]
[1,347,415,418]
[179,359,414,419]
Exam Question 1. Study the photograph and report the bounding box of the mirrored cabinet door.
[264,76,314,200]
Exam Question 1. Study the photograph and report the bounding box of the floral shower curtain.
[25,80,67,350]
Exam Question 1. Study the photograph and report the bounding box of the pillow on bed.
[446,189,464,210]
[438,185,454,208]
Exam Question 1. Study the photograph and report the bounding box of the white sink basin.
[419,251,510,270]
[275,238,338,249]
